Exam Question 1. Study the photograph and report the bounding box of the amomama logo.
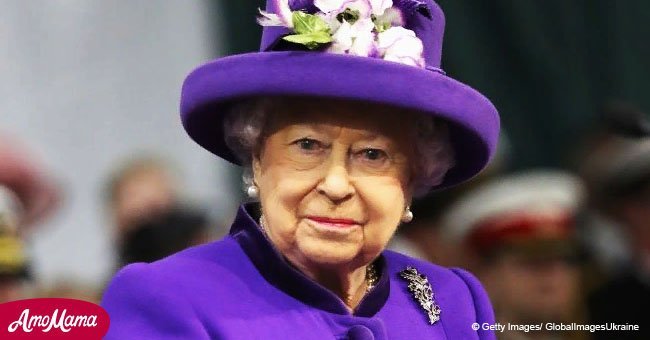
[0,298,109,339]
[8,308,97,332]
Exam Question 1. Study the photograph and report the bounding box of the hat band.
[425,65,445,75]
[468,211,574,251]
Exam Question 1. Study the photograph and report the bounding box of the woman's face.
[253,98,416,272]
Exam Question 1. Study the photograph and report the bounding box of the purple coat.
[102,204,496,339]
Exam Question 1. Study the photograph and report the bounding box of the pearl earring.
[401,206,413,223]
[247,184,259,198]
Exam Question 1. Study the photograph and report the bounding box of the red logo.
[0,298,109,339]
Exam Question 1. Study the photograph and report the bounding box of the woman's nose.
[316,162,355,202]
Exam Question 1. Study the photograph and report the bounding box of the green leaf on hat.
[291,11,330,35]
[283,32,332,50]
[283,11,333,50]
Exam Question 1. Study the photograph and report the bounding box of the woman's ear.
[404,184,415,206]
[251,134,267,187]
[252,154,262,185]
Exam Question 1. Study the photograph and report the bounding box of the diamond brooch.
[399,266,441,325]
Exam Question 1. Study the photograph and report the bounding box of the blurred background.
[2,1,649,338]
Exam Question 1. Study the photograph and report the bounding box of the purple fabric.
[102,204,497,339]
[288,0,318,12]
[395,0,431,16]
[181,0,500,190]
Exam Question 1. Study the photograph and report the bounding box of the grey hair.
[223,97,455,197]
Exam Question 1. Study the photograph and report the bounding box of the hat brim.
[180,51,500,190]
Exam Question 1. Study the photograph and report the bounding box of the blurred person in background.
[104,156,212,269]
[578,105,650,339]
[0,223,32,303]
[0,133,61,234]
[105,156,179,244]
[0,132,62,302]
[118,207,209,267]
[574,103,650,277]
[442,171,586,340]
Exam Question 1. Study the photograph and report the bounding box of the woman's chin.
[296,239,362,267]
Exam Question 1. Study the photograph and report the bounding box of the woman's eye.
[357,148,389,164]
[294,138,322,151]
[363,149,385,160]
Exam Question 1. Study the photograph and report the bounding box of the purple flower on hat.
[258,0,424,68]
[378,26,425,67]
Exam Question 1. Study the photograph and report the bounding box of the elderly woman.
[101,0,499,339]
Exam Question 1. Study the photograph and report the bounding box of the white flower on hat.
[377,26,425,67]
[369,0,394,16]
[328,18,376,56]
[314,0,364,15]
[257,0,293,28]
[374,7,405,29]
[313,0,343,13]
[342,1,372,18]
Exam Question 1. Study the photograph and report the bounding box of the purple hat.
[180,0,500,189]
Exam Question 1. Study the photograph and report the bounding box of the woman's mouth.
[306,216,359,228]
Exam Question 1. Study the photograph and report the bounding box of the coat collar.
[230,203,390,316]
